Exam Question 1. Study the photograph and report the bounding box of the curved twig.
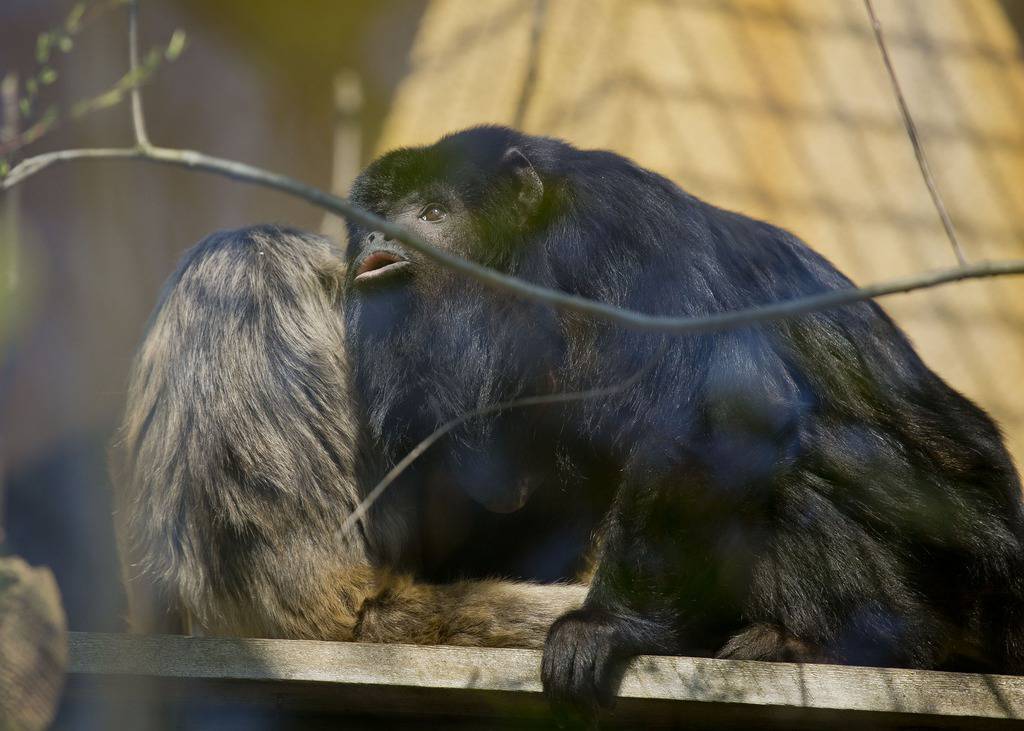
[4,145,1022,336]
[864,0,967,266]
[128,0,151,148]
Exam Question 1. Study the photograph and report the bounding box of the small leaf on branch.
[143,47,161,69]
[36,32,52,64]
[39,105,58,129]
[65,3,87,33]
[165,29,186,61]
[0,159,8,178]
[58,36,74,53]
[0,108,60,156]
[40,68,57,85]
[72,87,123,118]
[19,98,30,117]
[25,78,38,96]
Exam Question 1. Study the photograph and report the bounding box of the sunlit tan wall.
[376,0,1024,469]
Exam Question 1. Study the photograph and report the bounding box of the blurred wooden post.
[0,77,67,730]
[1,73,20,350]
[320,69,363,243]
[0,74,16,533]
[1,73,18,295]
[0,558,68,731]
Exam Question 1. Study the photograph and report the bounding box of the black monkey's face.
[344,127,564,512]
[348,192,479,297]
[345,127,548,288]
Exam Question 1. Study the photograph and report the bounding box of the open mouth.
[354,251,411,282]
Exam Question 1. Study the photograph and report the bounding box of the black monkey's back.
[552,135,1024,670]
[345,127,1024,702]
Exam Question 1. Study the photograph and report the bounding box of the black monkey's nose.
[354,250,410,282]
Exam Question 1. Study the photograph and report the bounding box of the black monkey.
[344,126,1024,709]
[112,225,584,645]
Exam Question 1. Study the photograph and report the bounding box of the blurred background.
[1,0,1022,665]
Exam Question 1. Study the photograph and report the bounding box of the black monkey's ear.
[501,147,544,216]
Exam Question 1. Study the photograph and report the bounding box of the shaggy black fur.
[345,126,1024,709]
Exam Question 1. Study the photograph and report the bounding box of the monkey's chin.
[465,477,536,514]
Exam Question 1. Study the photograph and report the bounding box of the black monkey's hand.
[541,607,628,714]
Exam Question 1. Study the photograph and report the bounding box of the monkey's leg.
[716,623,834,663]
[353,572,587,649]
[242,561,585,649]
[154,559,584,650]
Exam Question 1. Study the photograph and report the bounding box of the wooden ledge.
[65,631,1024,728]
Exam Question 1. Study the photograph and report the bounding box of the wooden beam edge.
[67,632,1024,721]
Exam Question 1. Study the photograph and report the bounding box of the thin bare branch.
[863,0,967,266]
[1,147,139,185]
[341,339,668,535]
[128,0,150,147]
[513,0,548,129]
[3,144,1023,335]
[0,113,59,157]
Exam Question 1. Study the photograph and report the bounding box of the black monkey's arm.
[542,452,790,708]
[541,468,688,709]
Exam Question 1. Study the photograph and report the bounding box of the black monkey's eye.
[419,204,447,223]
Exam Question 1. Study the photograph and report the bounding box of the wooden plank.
[64,631,1024,728]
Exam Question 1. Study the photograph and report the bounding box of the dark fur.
[112,225,584,645]
[345,126,1024,708]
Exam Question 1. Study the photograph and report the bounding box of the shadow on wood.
[61,631,1024,729]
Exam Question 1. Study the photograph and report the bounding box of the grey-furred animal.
[112,225,584,645]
